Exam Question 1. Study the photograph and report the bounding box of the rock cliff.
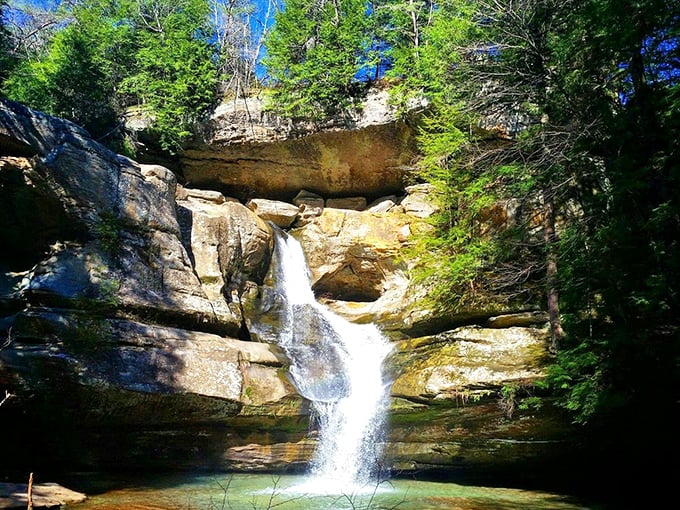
[140,88,421,202]
[0,97,579,478]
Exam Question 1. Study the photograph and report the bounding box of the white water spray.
[273,228,393,492]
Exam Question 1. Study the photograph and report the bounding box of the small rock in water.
[0,481,87,508]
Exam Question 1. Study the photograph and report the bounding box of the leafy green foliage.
[392,0,679,427]
[409,133,501,312]
[401,2,546,313]
[541,0,680,423]
[263,0,374,119]
[4,24,119,139]
[396,5,511,312]
[2,0,219,152]
[379,0,478,111]
[499,381,545,419]
[120,0,218,152]
[0,1,15,86]
[96,211,125,255]
[545,341,603,424]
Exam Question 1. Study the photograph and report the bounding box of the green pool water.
[63,472,595,510]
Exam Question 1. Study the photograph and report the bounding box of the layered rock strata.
[0,98,578,478]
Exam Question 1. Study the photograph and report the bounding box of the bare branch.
[0,390,12,408]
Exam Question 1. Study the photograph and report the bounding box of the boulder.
[0,99,306,473]
[382,323,580,475]
[389,325,551,401]
[292,208,414,304]
[177,187,274,325]
[325,197,367,210]
[0,307,307,472]
[5,309,292,415]
[292,189,325,209]
[0,99,232,332]
[246,198,300,228]
[197,88,414,146]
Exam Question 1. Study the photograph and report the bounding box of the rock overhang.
[169,88,423,203]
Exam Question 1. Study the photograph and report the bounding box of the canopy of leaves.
[4,13,122,138]
[263,0,374,119]
[119,0,219,151]
[1,0,220,152]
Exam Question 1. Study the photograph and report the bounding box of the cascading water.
[272,227,394,492]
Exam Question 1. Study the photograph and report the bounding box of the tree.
[2,0,63,62]
[545,0,680,424]
[395,0,518,314]
[373,0,437,107]
[121,0,218,151]
[211,0,280,98]
[3,23,119,138]
[2,0,137,141]
[0,0,13,85]
[3,0,221,152]
[400,0,576,335]
[399,0,679,429]
[263,0,374,119]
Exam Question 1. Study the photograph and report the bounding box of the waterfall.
[272,228,393,491]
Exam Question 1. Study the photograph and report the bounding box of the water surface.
[64,472,593,510]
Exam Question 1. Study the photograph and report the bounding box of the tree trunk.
[543,189,565,351]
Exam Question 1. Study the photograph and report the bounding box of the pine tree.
[121,0,218,152]
[3,23,119,138]
[263,0,373,119]
[3,0,220,153]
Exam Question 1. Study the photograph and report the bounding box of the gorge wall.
[0,95,581,480]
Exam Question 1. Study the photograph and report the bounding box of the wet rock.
[282,303,350,402]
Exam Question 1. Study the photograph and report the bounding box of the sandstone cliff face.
[177,89,419,202]
[0,97,577,477]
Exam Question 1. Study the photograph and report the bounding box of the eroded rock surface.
[0,98,576,479]
[179,90,419,202]
[0,98,305,473]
